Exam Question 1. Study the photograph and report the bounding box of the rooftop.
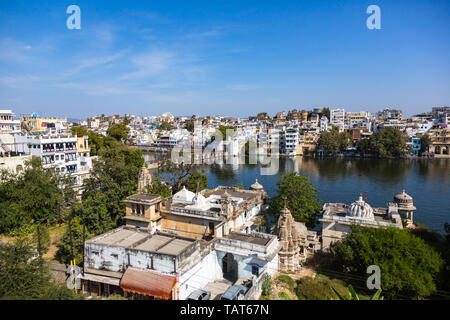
[86,226,196,256]
[126,193,162,203]
[224,232,272,246]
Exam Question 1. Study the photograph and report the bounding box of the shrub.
[278,291,291,300]
[262,274,272,296]
[276,275,296,292]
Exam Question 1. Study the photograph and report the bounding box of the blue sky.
[0,0,449,119]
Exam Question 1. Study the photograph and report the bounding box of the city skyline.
[1,0,449,119]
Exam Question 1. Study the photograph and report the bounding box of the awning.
[120,268,177,300]
[79,272,121,287]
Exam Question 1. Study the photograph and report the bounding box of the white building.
[280,128,300,155]
[320,116,329,132]
[330,109,345,131]
[0,110,21,133]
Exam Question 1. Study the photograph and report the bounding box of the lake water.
[145,153,450,234]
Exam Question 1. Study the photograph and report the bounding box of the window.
[251,265,260,276]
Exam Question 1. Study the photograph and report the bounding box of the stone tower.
[137,164,152,194]
[220,190,233,218]
[276,200,301,272]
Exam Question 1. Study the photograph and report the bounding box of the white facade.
[0,110,21,133]
[330,108,345,131]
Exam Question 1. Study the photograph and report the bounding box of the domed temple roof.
[186,192,211,211]
[250,178,264,191]
[346,194,374,220]
[394,189,416,210]
[172,186,195,203]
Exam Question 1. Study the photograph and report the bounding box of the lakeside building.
[330,109,345,132]
[429,127,450,157]
[320,190,415,250]
[77,171,277,300]
[280,128,300,155]
[124,175,267,239]
[0,110,21,133]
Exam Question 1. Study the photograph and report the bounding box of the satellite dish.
[66,265,82,290]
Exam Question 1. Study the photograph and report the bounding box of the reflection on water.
[202,157,450,234]
[144,152,449,234]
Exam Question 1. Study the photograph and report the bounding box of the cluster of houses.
[0,110,93,192]
[78,165,417,300]
[77,106,450,158]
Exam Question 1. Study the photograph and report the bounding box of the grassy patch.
[276,274,296,292]
[295,274,370,300]
[277,292,291,300]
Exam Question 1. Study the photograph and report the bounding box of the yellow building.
[21,114,67,132]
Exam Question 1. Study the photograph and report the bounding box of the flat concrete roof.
[87,227,196,256]
[126,193,162,203]
[90,228,149,247]
[208,187,260,201]
[224,232,271,246]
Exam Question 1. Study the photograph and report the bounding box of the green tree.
[183,170,208,192]
[268,172,322,228]
[321,108,331,120]
[419,134,432,155]
[55,216,87,265]
[147,182,171,198]
[32,225,51,256]
[0,238,50,299]
[0,157,70,235]
[233,183,244,189]
[317,126,349,153]
[71,126,89,136]
[262,274,272,296]
[0,238,84,300]
[155,160,207,194]
[184,121,195,133]
[82,141,144,224]
[158,121,174,132]
[106,123,130,141]
[371,127,408,158]
[329,226,443,299]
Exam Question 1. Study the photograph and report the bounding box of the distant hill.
[67,118,83,123]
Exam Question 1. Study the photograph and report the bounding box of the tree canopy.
[268,172,322,228]
[106,123,130,141]
[317,126,350,153]
[357,127,408,158]
[328,226,443,299]
[0,238,83,300]
[0,157,75,235]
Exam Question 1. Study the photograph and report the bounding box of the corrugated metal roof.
[120,268,177,299]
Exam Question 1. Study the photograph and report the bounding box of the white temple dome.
[172,186,195,203]
[186,192,211,211]
[346,194,374,220]
[250,178,263,191]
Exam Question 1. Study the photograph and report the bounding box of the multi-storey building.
[13,132,93,189]
[330,109,345,131]
[280,128,300,155]
[377,107,403,121]
[0,110,21,133]
[21,113,67,132]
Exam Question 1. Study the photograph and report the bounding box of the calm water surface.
[146,154,450,234]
